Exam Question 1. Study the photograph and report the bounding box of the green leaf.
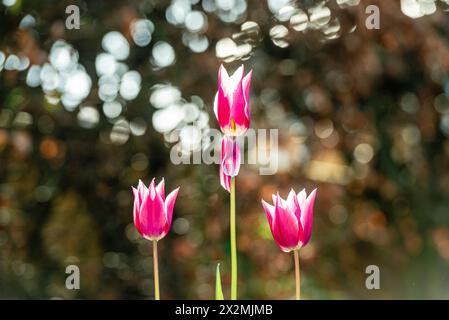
[215,263,224,300]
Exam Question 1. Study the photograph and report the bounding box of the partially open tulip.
[132,178,180,241]
[214,64,252,136]
[132,178,179,300]
[219,136,241,192]
[261,188,317,252]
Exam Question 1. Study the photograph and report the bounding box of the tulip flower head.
[132,178,180,241]
[219,136,241,192]
[261,188,317,252]
[214,64,252,136]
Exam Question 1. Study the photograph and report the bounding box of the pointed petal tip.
[275,192,281,205]
[149,178,157,198]
[218,64,229,81]
[262,198,275,211]
[307,188,318,204]
[244,68,253,79]
[308,187,318,198]
[170,186,181,197]
[297,188,306,197]
[137,180,148,194]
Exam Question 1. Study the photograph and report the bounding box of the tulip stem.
[153,240,160,300]
[294,249,300,300]
[230,176,237,300]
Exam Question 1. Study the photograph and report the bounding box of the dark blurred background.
[1,0,449,299]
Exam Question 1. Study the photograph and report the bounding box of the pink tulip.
[132,178,180,241]
[219,136,241,192]
[214,64,252,136]
[261,188,317,252]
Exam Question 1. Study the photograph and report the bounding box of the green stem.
[230,176,237,300]
[153,240,160,300]
[294,249,300,300]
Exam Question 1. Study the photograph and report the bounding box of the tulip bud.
[132,178,180,241]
